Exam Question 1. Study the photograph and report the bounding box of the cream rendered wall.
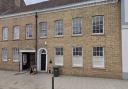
[121,0,128,79]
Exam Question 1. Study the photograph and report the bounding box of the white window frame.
[2,48,8,62]
[2,27,8,40]
[92,16,104,35]
[13,26,20,40]
[92,47,105,68]
[26,24,32,39]
[72,17,82,36]
[72,47,83,67]
[54,47,64,66]
[39,22,47,38]
[55,20,63,37]
[13,48,19,62]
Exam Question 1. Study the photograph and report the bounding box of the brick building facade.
[0,0,124,79]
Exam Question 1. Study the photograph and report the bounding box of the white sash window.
[72,17,82,35]
[13,26,20,40]
[26,24,32,39]
[55,47,63,66]
[2,48,8,61]
[93,47,105,68]
[72,47,83,67]
[39,22,47,38]
[55,20,63,36]
[3,27,8,40]
[92,16,104,34]
[13,48,19,62]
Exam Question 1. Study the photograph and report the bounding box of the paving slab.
[0,71,127,89]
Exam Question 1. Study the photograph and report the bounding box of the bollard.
[52,76,54,89]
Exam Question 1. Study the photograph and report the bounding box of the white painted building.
[121,0,128,79]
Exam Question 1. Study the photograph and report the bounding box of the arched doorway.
[37,48,47,72]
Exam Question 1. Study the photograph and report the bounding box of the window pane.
[55,48,63,56]
[13,48,19,62]
[93,47,104,68]
[92,16,104,34]
[26,24,32,38]
[2,48,8,61]
[73,47,82,56]
[72,17,82,35]
[55,20,63,36]
[14,26,20,40]
[39,22,47,37]
[3,27,8,40]
[93,47,104,57]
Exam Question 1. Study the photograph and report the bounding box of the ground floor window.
[2,48,8,61]
[92,47,105,68]
[72,47,83,67]
[13,48,19,62]
[54,47,63,66]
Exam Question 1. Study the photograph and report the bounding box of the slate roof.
[0,0,25,15]
[1,0,89,15]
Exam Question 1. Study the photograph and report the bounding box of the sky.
[24,0,48,5]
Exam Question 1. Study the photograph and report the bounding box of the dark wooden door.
[41,54,46,71]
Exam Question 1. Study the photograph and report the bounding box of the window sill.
[12,39,20,41]
[92,67,106,70]
[72,65,83,68]
[54,35,64,38]
[40,36,47,39]
[91,33,104,36]
[2,40,8,42]
[13,60,19,63]
[55,64,63,67]
[25,38,34,40]
[72,34,83,37]
[2,60,8,62]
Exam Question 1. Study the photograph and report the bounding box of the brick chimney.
[0,0,25,13]
[15,0,26,7]
[15,0,21,7]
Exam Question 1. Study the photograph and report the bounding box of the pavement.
[0,71,128,89]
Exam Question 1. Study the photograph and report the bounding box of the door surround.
[37,48,48,72]
[19,50,36,71]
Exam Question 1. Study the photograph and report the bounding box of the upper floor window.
[92,47,104,68]
[55,20,63,36]
[54,47,64,66]
[2,48,8,61]
[13,26,20,40]
[26,24,32,39]
[92,16,104,34]
[72,17,82,35]
[72,47,83,67]
[39,22,47,38]
[2,27,8,40]
[13,48,19,62]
